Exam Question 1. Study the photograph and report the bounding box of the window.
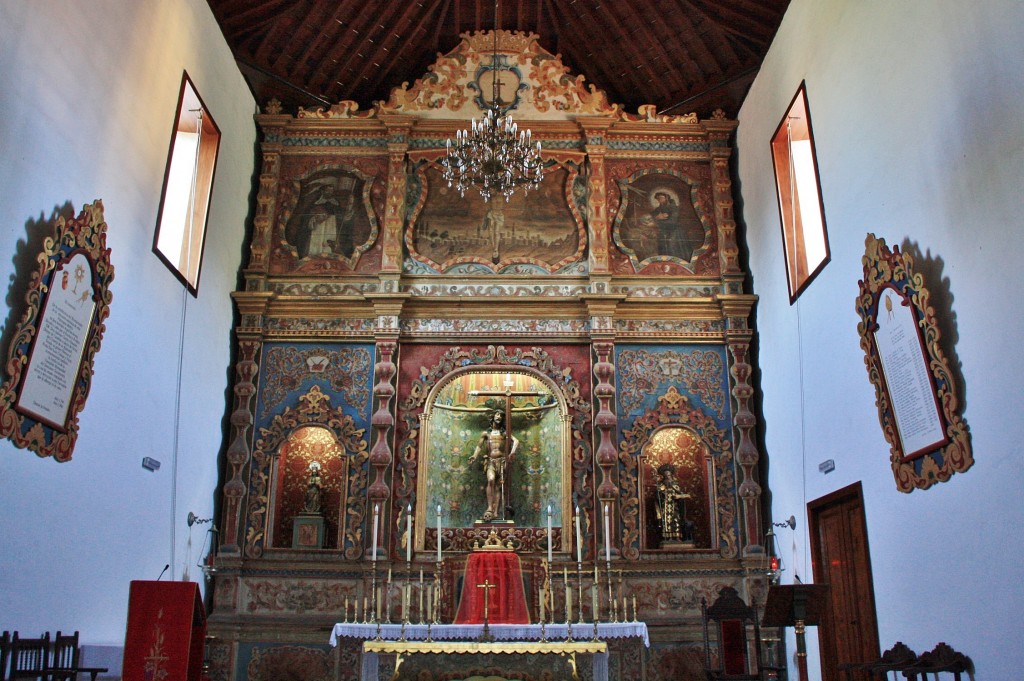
[153,72,221,295]
[771,82,829,303]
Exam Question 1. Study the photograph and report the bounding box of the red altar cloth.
[454,551,530,624]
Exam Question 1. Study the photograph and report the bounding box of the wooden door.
[808,482,880,681]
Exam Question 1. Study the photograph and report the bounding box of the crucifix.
[469,373,542,523]
[476,578,497,641]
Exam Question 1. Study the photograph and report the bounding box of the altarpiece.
[208,30,770,681]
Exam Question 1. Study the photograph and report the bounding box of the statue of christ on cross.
[468,374,540,523]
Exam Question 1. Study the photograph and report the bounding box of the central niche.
[418,368,570,531]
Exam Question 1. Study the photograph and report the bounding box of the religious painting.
[613,170,711,269]
[280,167,377,268]
[405,164,586,275]
[418,370,569,533]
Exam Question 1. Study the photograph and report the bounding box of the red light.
[769,556,780,571]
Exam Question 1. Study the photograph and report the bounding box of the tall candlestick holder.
[369,561,379,624]
[575,561,584,624]
[564,569,573,643]
[433,559,443,624]
[606,560,614,623]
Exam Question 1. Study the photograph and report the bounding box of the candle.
[604,502,611,563]
[371,503,379,562]
[574,506,583,564]
[406,504,413,562]
[436,504,443,563]
[363,596,368,623]
[344,596,349,622]
[547,505,553,564]
[632,594,637,622]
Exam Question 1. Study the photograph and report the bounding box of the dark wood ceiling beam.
[685,0,768,57]
[663,1,728,87]
[542,0,626,107]
[218,0,292,36]
[608,0,690,99]
[286,0,359,78]
[303,1,384,96]
[573,1,653,102]
[340,0,436,103]
[692,0,778,43]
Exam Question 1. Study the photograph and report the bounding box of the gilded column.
[250,105,289,272]
[379,114,412,276]
[219,338,260,554]
[706,116,743,291]
[580,118,615,275]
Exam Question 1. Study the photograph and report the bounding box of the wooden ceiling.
[205,0,790,118]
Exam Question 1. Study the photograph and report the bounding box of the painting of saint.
[615,172,708,264]
[283,171,372,260]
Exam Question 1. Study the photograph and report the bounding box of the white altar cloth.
[330,622,649,681]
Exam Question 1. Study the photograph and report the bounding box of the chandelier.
[442,2,543,203]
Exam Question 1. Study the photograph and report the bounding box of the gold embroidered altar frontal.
[362,640,608,681]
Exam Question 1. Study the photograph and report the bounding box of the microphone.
[157,564,170,581]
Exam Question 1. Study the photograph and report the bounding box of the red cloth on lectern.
[454,551,530,624]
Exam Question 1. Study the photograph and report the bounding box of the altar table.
[330,622,649,681]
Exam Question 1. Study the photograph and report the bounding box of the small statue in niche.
[303,460,324,514]
[655,463,695,546]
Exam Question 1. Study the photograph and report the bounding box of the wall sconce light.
[765,515,797,584]
[187,512,218,581]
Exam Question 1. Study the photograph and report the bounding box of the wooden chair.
[1,631,11,681]
[8,632,50,681]
[841,641,919,681]
[908,643,973,681]
[44,632,108,681]
[701,586,767,680]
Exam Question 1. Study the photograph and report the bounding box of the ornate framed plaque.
[856,233,971,491]
[0,201,114,461]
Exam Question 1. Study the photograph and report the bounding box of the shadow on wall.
[900,240,966,415]
[0,202,76,366]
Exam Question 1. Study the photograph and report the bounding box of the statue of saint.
[655,463,694,545]
[303,460,324,514]
[468,410,519,521]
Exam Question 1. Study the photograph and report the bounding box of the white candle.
[406,504,413,562]
[547,505,553,564]
[371,503,379,562]
[436,504,442,563]
[574,506,583,564]
[604,502,611,563]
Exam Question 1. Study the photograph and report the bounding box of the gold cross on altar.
[476,579,496,623]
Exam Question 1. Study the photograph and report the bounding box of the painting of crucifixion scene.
[406,166,586,273]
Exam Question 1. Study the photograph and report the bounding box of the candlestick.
[406,504,413,562]
[376,586,382,622]
[575,506,583,564]
[539,584,545,622]
[371,503,379,562]
[426,587,432,627]
[547,504,553,564]
[603,502,611,563]
[344,596,349,623]
[592,568,599,623]
[418,569,424,623]
[632,594,638,622]
[436,504,442,563]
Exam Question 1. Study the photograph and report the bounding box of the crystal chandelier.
[442,3,543,203]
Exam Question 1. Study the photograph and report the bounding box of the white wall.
[737,1,1024,678]
[0,0,255,646]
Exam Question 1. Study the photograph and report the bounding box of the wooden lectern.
[762,584,829,681]
[122,581,207,681]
